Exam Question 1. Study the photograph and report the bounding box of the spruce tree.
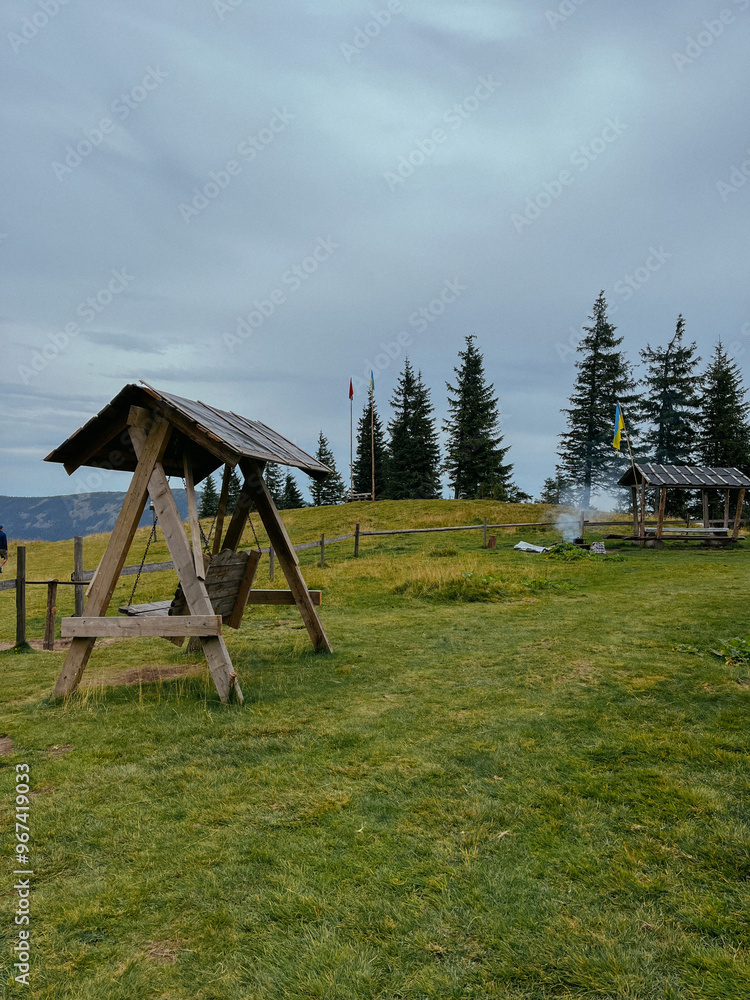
[444,335,515,499]
[353,388,389,498]
[264,463,285,505]
[640,315,701,464]
[198,474,219,518]
[388,360,442,499]
[279,472,306,510]
[557,292,636,507]
[538,473,571,505]
[226,467,242,514]
[697,342,750,469]
[309,432,346,505]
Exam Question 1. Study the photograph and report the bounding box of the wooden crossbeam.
[52,414,172,698]
[62,616,221,638]
[245,590,322,606]
[239,458,332,653]
[130,419,243,704]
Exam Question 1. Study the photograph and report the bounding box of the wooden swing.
[45,383,334,703]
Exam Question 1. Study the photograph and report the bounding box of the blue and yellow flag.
[612,404,625,451]
[369,371,375,392]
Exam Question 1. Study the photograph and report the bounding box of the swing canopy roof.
[618,463,750,489]
[45,382,333,482]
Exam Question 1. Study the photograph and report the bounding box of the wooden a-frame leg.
[52,416,173,698]
[130,425,243,705]
[212,463,232,555]
[239,459,333,653]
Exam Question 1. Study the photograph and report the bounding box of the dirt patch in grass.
[48,744,74,756]
[0,736,13,755]
[146,940,182,964]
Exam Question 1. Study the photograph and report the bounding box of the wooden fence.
[1,514,740,648]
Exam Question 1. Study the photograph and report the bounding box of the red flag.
[349,379,354,400]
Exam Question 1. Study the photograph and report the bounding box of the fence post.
[354,523,360,558]
[578,510,585,540]
[73,535,84,616]
[482,517,487,549]
[15,546,26,648]
[319,533,325,568]
[269,546,275,581]
[44,580,58,651]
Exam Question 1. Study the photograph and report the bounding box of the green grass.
[1,500,749,998]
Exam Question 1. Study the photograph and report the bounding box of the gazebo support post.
[631,487,638,537]
[702,490,710,528]
[724,491,731,530]
[52,415,172,698]
[732,489,745,541]
[639,481,646,542]
[656,487,667,540]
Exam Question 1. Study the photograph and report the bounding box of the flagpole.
[617,399,642,538]
[370,388,375,501]
[349,391,353,500]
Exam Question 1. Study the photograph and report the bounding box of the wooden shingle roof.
[45,382,332,482]
[618,463,750,489]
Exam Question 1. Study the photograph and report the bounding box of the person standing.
[0,525,7,573]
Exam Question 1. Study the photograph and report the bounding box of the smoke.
[555,513,579,542]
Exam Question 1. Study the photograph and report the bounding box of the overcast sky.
[2,0,749,501]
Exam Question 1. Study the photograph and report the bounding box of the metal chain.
[127,519,158,607]
[247,506,262,552]
[182,476,218,554]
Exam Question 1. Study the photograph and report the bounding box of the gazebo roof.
[618,463,750,489]
[45,382,332,483]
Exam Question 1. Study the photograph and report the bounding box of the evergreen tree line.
[547,291,750,511]
[197,337,526,510]
[351,339,527,502]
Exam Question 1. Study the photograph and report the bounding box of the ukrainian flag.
[369,371,375,392]
[612,404,625,451]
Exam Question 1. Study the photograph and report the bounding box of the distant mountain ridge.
[0,491,195,543]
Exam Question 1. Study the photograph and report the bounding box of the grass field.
[1,500,749,999]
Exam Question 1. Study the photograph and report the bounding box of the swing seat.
[119,549,261,631]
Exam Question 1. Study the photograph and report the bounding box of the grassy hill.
[1,500,748,998]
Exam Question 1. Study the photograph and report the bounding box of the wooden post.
[639,482,646,540]
[15,546,26,648]
[43,581,58,650]
[319,533,325,568]
[212,463,232,555]
[482,517,487,549]
[183,454,206,581]
[73,536,84,616]
[131,427,243,704]
[702,490,709,528]
[732,489,745,541]
[269,546,275,581]
[631,487,639,537]
[354,522,360,558]
[578,510,585,540]
[52,414,172,699]
[724,491,731,530]
[239,459,332,653]
[656,487,667,541]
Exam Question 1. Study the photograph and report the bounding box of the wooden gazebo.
[618,463,750,543]
[45,383,333,704]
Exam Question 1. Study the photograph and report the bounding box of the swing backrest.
[169,548,261,629]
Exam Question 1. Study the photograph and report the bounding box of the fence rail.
[4,514,748,648]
